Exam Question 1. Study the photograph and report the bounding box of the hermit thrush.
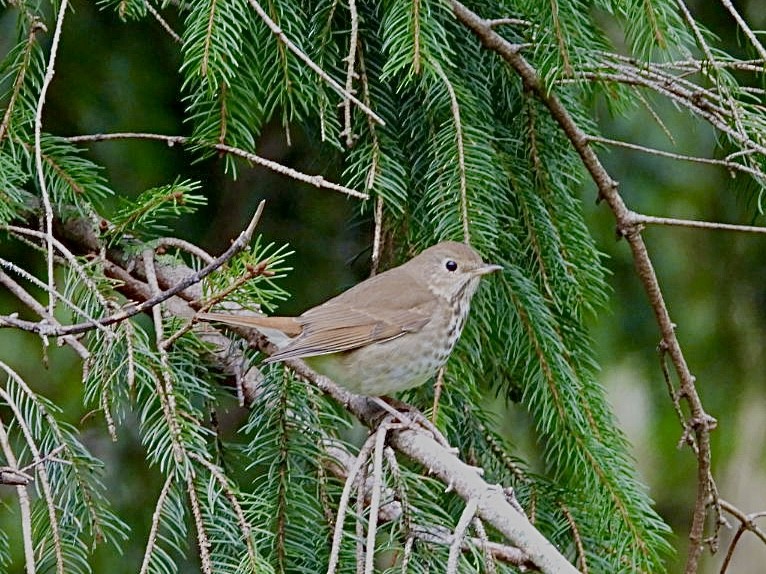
[198,241,501,396]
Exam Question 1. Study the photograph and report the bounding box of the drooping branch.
[448,2,719,571]
[65,133,368,199]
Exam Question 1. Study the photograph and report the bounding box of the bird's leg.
[371,397,452,450]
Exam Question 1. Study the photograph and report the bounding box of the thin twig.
[18,444,68,474]
[549,0,571,75]
[370,196,384,276]
[413,0,422,73]
[0,417,35,574]
[364,423,390,574]
[34,0,69,320]
[185,472,213,574]
[719,524,746,574]
[413,524,532,568]
[4,224,112,307]
[431,366,445,424]
[400,535,415,573]
[487,18,532,27]
[154,237,215,264]
[447,498,479,574]
[145,2,181,43]
[658,343,695,450]
[633,88,675,145]
[0,255,108,333]
[357,48,385,276]
[214,143,368,198]
[342,0,359,147]
[66,133,368,199]
[720,499,766,545]
[674,0,716,74]
[472,518,498,574]
[355,461,367,574]
[628,213,766,235]
[719,0,766,68]
[587,135,766,181]
[432,61,470,243]
[0,269,90,361]
[143,249,184,464]
[188,452,259,568]
[139,474,174,574]
[327,432,379,574]
[561,504,588,574]
[245,0,384,126]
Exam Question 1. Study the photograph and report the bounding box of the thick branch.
[284,361,578,574]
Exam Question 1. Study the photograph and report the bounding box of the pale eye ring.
[445,260,458,272]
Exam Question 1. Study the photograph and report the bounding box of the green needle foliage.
[1,0,765,573]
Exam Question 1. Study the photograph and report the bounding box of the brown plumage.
[198,241,501,395]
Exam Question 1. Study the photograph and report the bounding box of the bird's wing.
[265,278,436,362]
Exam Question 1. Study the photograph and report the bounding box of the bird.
[198,241,501,396]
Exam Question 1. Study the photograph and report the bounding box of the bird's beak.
[473,264,503,276]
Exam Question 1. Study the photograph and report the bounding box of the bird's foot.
[371,397,452,449]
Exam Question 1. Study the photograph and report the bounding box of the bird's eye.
[445,260,458,272]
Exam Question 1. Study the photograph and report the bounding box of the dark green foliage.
[110,179,205,240]
[1,0,764,572]
[241,368,341,573]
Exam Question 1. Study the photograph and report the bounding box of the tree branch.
[448,2,717,570]
[65,133,368,199]
[0,201,265,337]
[284,361,579,574]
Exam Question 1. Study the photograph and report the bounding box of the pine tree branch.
[572,57,766,164]
[586,135,766,181]
[0,19,44,144]
[448,2,716,571]
[138,474,174,574]
[65,133,368,199]
[432,61,470,243]
[0,201,266,336]
[341,0,359,147]
[0,268,89,361]
[0,363,65,574]
[245,0,384,127]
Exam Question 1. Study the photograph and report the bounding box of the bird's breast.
[305,299,470,396]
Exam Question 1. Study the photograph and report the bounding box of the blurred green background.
[1,2,765,572]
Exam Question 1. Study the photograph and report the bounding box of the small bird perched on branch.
[198,241,501,396]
